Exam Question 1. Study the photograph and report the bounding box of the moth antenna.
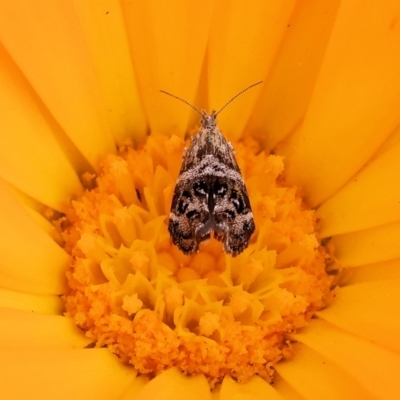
[215,81,263,116]
[160,90,202,115]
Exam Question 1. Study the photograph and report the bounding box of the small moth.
[160,82,262,257]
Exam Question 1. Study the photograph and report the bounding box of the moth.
[160,82,262,257]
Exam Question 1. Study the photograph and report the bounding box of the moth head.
[200,110,217,129]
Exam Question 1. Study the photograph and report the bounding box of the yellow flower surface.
[0,0,400,399]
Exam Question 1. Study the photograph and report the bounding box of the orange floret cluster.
[59,134,335,386]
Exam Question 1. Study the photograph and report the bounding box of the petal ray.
[272,377,305,400]
[0,45,82,211]
[72,0,147,144]
[6,181,61,236]
[0,181,69,294]
[248,0,341,151]
[318,139,400,237]
[346,259,400,284]
[292,319,400,399]
[0,288,63,315]
[208,0,296,140]
[373,121,400,160]
[0,348,136,400]
[286,0,400,206]
[133,367,212,400]
[0,308,90,349]
[220,376,284,400]
[119,376,148,400]
[276,344,375,400]
[122,0,214,136]
[331,222,400,266]
[317,279,400,353]
[0,0,116,168]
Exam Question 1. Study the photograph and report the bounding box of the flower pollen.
[59,134,336,386]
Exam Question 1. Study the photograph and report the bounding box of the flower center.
[58,134,336,386]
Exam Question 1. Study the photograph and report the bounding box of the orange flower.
[1,0,400,399]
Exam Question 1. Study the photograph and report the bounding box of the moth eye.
[193,182,207,196]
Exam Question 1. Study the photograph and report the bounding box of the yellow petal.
[208,1,296,140]
[373,119,400,159]
[346,258,400,284]
[0,181,69,294]
[292,319,400,399]
[133,367,212,400]
[247,0,341,151]
[0,288,62,315]
[286,0,400,206]
[0,0,115,168]
[21,206,57,237]
[72,0,147,144]
[272,376,304,400]
[317,279,400,353]
[211,386,220,400]
[318,139,400,237]
[8,182,59,236]
[119,376,148,400]
[331,222,400,266]
[0,46,81,211]
[0,308,90,349]
[122,0,213,135]
[220,376,283,400]
[276,344,375,399]
[0,348,136,400]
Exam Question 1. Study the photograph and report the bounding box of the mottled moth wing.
[168,111,255,256]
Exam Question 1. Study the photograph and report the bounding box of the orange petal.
[8,180,60,236]
[0,288,62,315]
[208,0,296,140]
[119,376,148,399]
[292,319,400,399]
[122,0,214,136]
[346,259,400,284]
[317,279,400,353]
[0,348,136,400]
[276,344,374,399]
[0,0,115,168]
[211,386,220,400]
[0,46,81,211]
[272,376,304,400]
[373,120,400,159]
[248,0,341,151]
[133,367,212,400]
[72,0,147,144]
[331,222,400,266]
[318,139,400,237]
[286,0,400,206]
[0,308,90,349]
[220,376,283,400]
[0,181,69,294]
